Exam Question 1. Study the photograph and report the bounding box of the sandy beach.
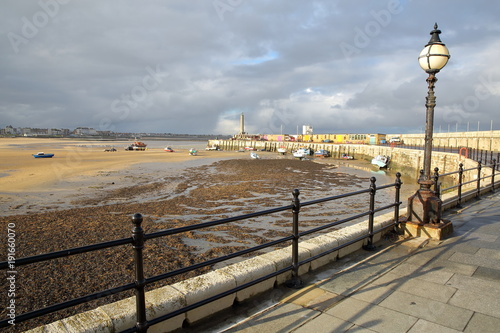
[0,137,244,215]
[0,137,418,331]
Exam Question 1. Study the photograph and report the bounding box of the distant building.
[73,127,98,136]
[303,125,313,135]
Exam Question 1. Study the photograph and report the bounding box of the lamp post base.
[403,180,453,240]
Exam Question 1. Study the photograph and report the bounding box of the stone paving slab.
[379,290,473,331]
[326,297,418,333]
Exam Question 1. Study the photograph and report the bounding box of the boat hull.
[33,154,54,158]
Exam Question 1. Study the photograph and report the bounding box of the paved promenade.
[187,191,500,333]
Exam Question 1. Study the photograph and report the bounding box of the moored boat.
[277,147,287,155]
[125,141,147,151]
[164,147,174,152]
[189,148,198,156]
[315,149,331,158]
[371,155,390,168]
[250,152,260,159]
[33,152,54,158]
[342,153,354,159]
[293,148,312,159]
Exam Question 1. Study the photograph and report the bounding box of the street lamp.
[418,23,450,183]
[406,24,453,238]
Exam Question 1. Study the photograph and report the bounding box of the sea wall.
[207,139,484,180]
[391,130,500,151]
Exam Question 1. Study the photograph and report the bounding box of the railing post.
[132,213,148,332]
[433,167,440,198]
[286,189,303,289]
[476,161,482,199]
[363,177,377,251]
[492,159,496,192]
[393,172,402,233]
[457,163,463,208]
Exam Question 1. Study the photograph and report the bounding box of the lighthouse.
[239,113,245,135]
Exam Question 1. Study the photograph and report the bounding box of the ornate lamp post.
[406,24,453,238]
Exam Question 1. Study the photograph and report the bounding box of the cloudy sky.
[1,1,499,135]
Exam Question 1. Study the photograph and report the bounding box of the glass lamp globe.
[418,23,450,73]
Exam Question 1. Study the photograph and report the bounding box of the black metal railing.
[1,175,404,332]
[432,159,497,207]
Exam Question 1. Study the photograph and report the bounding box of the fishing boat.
[125,141,147,151]
[315,149,331,158]
[250,152,260,159]
[371,155,390,168]
[164,147,174,152]
[33,152,54,158]
[189,148,198,156]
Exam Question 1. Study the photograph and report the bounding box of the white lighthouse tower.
[239,113,245,135]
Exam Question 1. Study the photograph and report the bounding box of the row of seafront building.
[228,130,500,152]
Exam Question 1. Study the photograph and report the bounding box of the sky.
[1,1,499,135]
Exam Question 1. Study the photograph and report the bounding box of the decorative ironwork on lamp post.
[407,23,451,227]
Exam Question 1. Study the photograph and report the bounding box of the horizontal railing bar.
[0,282,136,328]
[145,236,294,285]
[145,206,293,240]
[299,211,371,238]
[462,179,478,187]
[300,189,371,207]
[441,184,460,192]
[0,237,132,269]
[437,170,457,178]
[373,203,397,214]
[376,182,399,190]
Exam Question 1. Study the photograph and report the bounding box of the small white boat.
[189,148,198,156]
[250,152,260,159]
[277,147,287,155]
[293,148,311,159]
[205,144,220,151]
[372,155,390,168]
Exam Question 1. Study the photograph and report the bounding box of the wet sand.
[0,138,417,331]
[0,138,244,215]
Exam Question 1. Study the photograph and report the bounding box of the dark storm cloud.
[1,0,499,135]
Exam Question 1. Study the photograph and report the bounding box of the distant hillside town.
[0,125,228,140]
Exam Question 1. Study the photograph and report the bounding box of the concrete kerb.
[25,214,401,333]
[169,270,236,325]
[218,256,276,303]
